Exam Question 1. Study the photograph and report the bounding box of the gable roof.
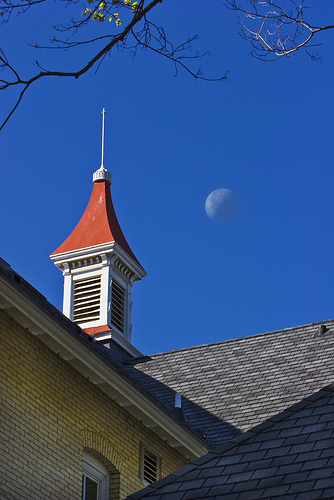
[126,384,334,500]
[128,321,334,447]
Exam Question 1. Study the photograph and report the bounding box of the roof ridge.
[147,319,334,357]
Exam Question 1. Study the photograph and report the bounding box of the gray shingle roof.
[126,384,334,500]
[3,257,334,455]
[128,322,334,446]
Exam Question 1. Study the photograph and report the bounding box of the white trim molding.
[82,452,109,500]
[0,271,210,460]
[50,242,146,344]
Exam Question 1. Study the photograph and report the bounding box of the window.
[73,276,101,324]
[111,280,125,334]
[139,444,161,486]
[82,453,109,500]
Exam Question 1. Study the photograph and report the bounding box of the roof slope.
[51,180,141,267]
[127,384,334,500]
[0,258,207,454]
[128,322,334,446]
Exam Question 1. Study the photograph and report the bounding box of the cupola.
[50,109,146,357]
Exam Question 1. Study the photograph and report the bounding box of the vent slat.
[143,451,158,484]
[73,276,101,324]
[111,307,123,317]
[75,280,100,288]
[74,314,100,321]
[144,455,157,467]
[75,282,100,289]
[74,294,100,306]
[112,295,124,306]
[75,287,100,292]
[111,319,124,331]
[111,280,125,334]
[74,306,100,316]
[144,465,156,478]
[74,291,100,298]
[112,306,125,318]
[75,316,100,324]
[112,288,124,299]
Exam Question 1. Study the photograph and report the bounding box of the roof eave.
[0,270,208,460]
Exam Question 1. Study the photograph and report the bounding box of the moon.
[205,188,239,222]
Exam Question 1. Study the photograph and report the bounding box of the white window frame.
[82,452,109,500]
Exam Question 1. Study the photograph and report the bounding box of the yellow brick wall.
[0,309,188,499]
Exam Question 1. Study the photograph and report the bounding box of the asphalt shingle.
[126,385,334,500]
[127,320,334,446]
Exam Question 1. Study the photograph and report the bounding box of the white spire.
[93,107,112,184]
[101,107,106,168]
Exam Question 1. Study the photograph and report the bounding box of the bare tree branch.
[0,0,226,130]
[226,0,334,61]
[130,20,227,81]
[1,0,332,129]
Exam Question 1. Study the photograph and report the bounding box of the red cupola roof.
[51,177,141,268]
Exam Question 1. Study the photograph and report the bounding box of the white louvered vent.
[143,449,159,484]
[111,280,125,334]
[73,276,101,324]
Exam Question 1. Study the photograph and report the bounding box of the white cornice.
[50,242,146,280]
[0,272,209,459]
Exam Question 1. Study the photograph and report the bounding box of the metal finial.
[101,108,106,168]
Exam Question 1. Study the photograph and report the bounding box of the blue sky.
[1,1,334,355]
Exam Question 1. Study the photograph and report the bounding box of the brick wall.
[0,309,188,499]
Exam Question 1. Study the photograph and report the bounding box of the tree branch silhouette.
[0,0,226,130]
[1,0,332,129]
[226,0,334,61]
